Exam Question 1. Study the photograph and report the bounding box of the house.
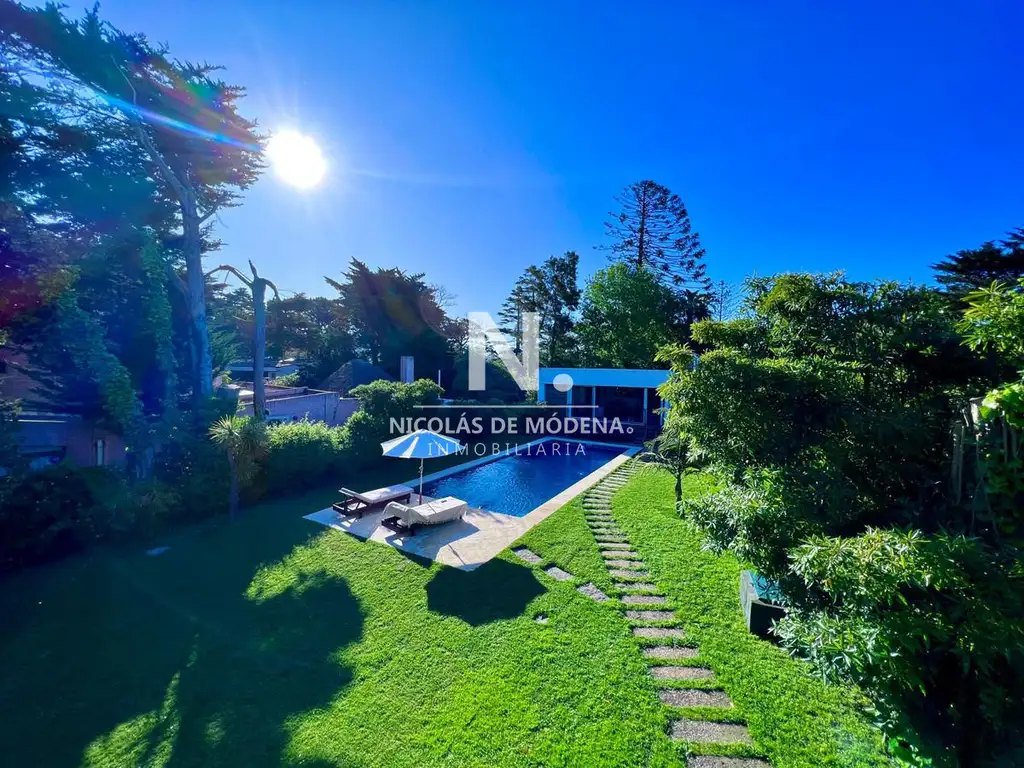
[232,384,359,427]
[537,367,670,440]
[0,350,126,471]
[226,357,300,382]
[318,359,394,396]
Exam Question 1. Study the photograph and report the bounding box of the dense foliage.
[660,273,1023,764]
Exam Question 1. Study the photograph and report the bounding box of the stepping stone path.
[577,460,768,764]
[544,566,573,582]
[577,583,609,601]
[513,547,543,565]
[688,758,771,768]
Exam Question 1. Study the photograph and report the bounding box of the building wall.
[238,392,360,427]
[15,416,126,468]
[537,368,671,400]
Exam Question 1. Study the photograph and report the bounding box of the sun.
[266,130,326,190]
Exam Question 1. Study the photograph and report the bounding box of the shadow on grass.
[0,511,364,767]
[426,558,546,626]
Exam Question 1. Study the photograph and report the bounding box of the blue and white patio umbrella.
[380,429,464,503]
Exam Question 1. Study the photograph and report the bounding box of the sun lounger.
[333,484,414,517]
[380,496,468,536]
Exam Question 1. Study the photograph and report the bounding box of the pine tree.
[932,227,1024,296]
[498,253,580,364]
[601,180,710,291]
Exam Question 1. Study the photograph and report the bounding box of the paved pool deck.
[304,447,638,570]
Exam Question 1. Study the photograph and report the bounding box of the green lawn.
[0,464,889,767]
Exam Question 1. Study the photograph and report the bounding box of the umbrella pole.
[419,458,424,504]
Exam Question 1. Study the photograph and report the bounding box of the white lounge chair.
[333,484,415,517]
[380,496,468,536]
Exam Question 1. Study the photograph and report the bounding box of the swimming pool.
[420,440,628,517]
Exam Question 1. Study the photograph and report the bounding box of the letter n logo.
[467,312,538,392]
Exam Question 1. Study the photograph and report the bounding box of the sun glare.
[266,130,326,190]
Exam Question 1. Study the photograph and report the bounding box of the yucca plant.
[208,415,268,519]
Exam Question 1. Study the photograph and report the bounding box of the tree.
[708,280,740,321]
[601,180,710,291]
[208,415,267,520]
[932,227,1024,298]
[207,262,279,420]
[5,1,264,398]
[660,273,1016,761]
[576,263,681,368]
[499,252,580,364]
[326,260,458,381]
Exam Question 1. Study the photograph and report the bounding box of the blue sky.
[95,1,1023,317]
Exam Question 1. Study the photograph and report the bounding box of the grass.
[0,459,891,767]
[611,468,892,768]
[0,462,677,767]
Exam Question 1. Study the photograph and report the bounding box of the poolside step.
[643,645,698,659]
[650,666,714,681]
[688,757,770,768]
[544,566,573,582]
[512,547,543,565]
[623,594,667,604]
[577,583,609,601]
[670,720,752,746]
[626,609,676,622]
[609,569,650,579]
[633,626,685,639]
[659,689,733,708]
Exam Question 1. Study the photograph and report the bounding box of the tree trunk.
[181,193,214,399]
[252,279,268,420]
[226,450,239,521]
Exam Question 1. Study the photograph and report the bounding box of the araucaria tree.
[602,180,710,291]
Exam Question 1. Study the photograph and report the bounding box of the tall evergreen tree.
[601,180,710,291]
[4,1,264,399]
[932,227,1024,297]
[498,252,580,365]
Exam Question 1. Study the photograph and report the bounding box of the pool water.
[420,440,626,517]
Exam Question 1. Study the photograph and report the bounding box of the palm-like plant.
[639,418,691,507]
[208,415,268,519]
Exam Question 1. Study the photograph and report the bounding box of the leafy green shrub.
[344,379,443,467]
[661,273,1018,762]
[0,464,123,569]
[262,419,350,494]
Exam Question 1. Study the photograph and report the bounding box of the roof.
[318,359,394,395]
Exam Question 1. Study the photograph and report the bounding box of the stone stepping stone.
[633,626,685,639]
[512,547,543,565]
[626,609,676,622]
[545,566,573,581]
[624,594,667,604]
[610,569,650,579]
[602,550,641,560]
[688,757,771,768]
[659,689,733,708]
[599,543,633,550]
[577,583,609,601]
[670,720,752,746]
[643,645,698,659]
[608,559,647,570]
[615,582,658,592]
[596,537,630,545]
[651,666,714,681]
